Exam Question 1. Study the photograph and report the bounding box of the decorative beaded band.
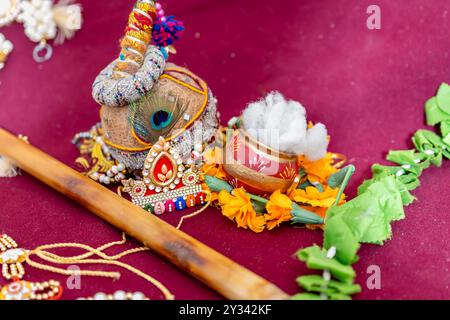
[130,184,203,211]
[77,290,148,300]
[92,45,166,107]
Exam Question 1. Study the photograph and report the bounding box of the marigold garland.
[202,139,350,232]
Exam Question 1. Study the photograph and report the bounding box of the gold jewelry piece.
[0,233,174,300]
[0,279,62,300]
[77,290,149,300]
[0,234,27,280]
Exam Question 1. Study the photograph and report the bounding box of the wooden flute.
[0,128,289,300]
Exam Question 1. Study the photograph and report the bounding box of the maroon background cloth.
[1,0,449,300]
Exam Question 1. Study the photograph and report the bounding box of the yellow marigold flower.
[218,188,266,233]
[298,152,338,184]
[202,147,227,179]
[264,190,294,230]
[289,186,345,208]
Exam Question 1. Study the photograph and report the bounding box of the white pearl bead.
[111,166,118,175]
[117,163,125,171]
[113,290,127,300]
[94,292,107,300]
[132,292,145,300]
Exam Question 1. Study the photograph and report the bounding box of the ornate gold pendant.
[122,137,205,214]
[0,279,62,300]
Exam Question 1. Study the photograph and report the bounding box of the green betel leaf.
[441,119,450,137]
[358,174,415,205]
[443,134,450,147]
[327,175,405,245]
[291,293,326,300]
[297,246,356,283]
[436,83,450,114]
[204,175,233,193]
[425,97,450,125]
[297,275,361,296]
[412,130,445,165]
[386,150,430,169]
[323,214,360,265]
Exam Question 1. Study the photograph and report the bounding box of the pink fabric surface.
[0,0,449,300]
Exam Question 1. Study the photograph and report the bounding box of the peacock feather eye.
[129,92,188,144]
[151,110,173,130]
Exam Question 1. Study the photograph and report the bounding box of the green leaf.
[204,175,233,193]
[425,97,450,125]
[441,119,450,137]
[323,214,360,265]
[296,275,361,296]
[328,165,355,189]
[290,293,326,300]
[327,175,405,245]
[412,130,445,164]
[436,83,450,114]
[297,246,356,283]
[386,150,430,169]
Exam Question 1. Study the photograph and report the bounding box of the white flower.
[17,0,57,42]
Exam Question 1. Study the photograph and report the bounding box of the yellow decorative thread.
[176,190,212,229]
[127,30,151,43]
[119,37,146,54]
[114,1,156,76]
[135,1,155,14]
[25,234,174,300]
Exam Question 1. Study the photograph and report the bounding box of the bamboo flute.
[0,128,289,300]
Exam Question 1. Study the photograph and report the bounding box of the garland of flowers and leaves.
[292,83,450,300]
[202,145,353,233]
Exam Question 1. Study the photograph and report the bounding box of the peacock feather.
[128,92,188,145]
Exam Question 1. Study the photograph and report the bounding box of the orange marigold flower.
[298,152,338,184]
[218,188,266,233]
[289,186,345,208]
[264,190,293,230]
[202,147,227,179]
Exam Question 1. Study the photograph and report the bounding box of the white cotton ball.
[241,91,329,158]
[304,123,329,161]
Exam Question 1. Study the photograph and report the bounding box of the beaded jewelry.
[77,291,149,300]
[0,234,27,280]
[121,137,211,229]
[0,279,62,300]
[13,0,83,63]
[0,233,174,300]
[0,0,21,27]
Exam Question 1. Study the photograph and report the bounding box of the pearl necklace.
[0,0,21,28]
[77,291,149,300]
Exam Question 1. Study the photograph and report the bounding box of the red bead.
[195,192,206,205]
[165,200,175,213]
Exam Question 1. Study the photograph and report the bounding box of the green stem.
[333,165,355,207]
